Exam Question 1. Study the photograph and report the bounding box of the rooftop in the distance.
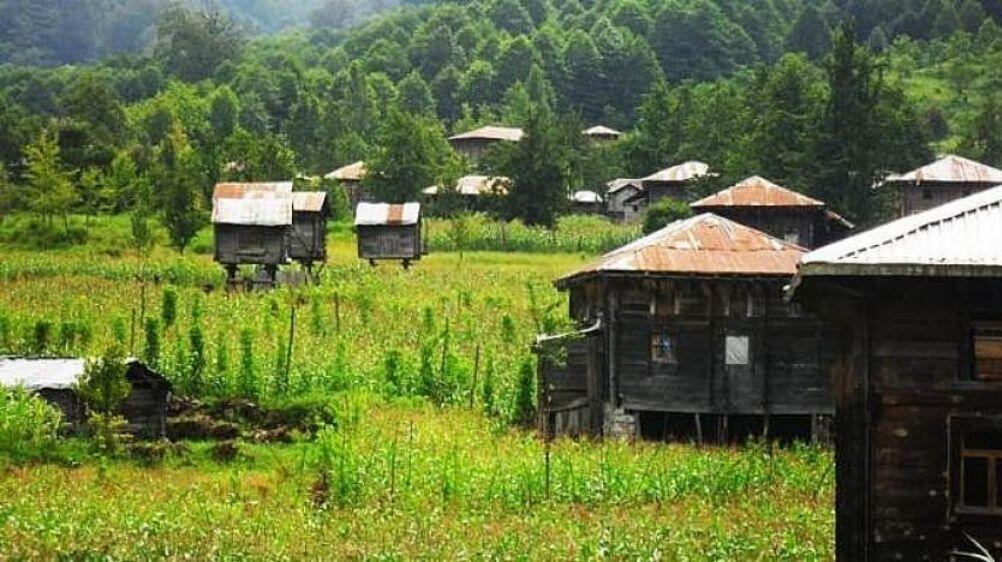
[448,126,524,143]
[692,176,825,208]
[883,154,1002,185]
[642,161,711,183]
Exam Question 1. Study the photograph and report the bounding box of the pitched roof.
[291,191,328,213]
[355,202,421,226]
[448,126,524,142]
[607,178,643,194]
[212,182,293,226]
[798,184,1002,278]
[557,213,805,287]
[325,161,366,181]
[642,161,711,183]
[583,125,623,138]
[692,176,824,208]
[0,358,147,391]
[422,175,511,196]
[883,155,1002,185]
[570,190,602,204]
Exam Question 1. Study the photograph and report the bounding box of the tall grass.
[426,214,641,254]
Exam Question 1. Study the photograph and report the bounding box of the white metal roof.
[355,202,421,226]
[642,161,711,183]
[0,358,86,390]
[212,197,293,226]
[799,184,1002,277]
[423,176,511,196]
[570,190,602,204]
[583,125,623,138]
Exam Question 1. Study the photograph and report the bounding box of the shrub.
[642,198,693,234]
[76,346,131,453]
[0,388,64,458]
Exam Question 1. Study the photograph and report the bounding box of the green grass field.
[0,216,834,560]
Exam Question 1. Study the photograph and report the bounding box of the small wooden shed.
[448,126,523,162]
[212,182,293,285]
[790,186,1002,561]
[881,154,1002,217]
[288,191,330,269]
[325,161,369,212]
[0,358,171,438]
[691,176,853,249]
[355,202,422,267]
[539,213,837,441]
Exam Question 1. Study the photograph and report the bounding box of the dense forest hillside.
[0,0,1001,242]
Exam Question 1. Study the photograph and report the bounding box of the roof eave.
[798,262,1002,278]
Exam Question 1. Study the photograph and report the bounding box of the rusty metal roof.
[212,182,293,200]
[325,161,366,181]
[692,176,824,208]
[423,175,511,196]
[797,184,1002,279]
[355,202,421,226]
[291,191,328,213]
[642,161,711,183]
[449,126,524,142]
[558,213,805,286]
[884,155,1002,185]
[583,125,623,138]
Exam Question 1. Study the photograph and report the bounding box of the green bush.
[642,198,693,234]
[0,388,64,458]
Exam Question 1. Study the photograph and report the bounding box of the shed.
[569,190,604,214]
[605,178,644,222]
[638,161,712,204]
[288,191,330,270]
[881,154,1002,216]
[583,125,623,142]
[325,161,369,212]
[790,185,1002,561]
[0,358,171,439]
[448,125,524,162]
[539,213,837,441]
[212,182,293,285]
[355,202,422,267]
[691,176,853,248]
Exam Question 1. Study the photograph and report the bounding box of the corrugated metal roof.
[692,176,824,208]
[607,178,643,194]
[212,182,293,200]
[0,358,142,391]
[558,213,805,286]
[423,176,511,196]
[570,190,602,203]
[583,125,623,138]
[213,198,292,226]
[884,155,1002,185]
[448,126,524,142]
[642,161,711,183]
[325,161,366,181]
[291,191,328,212]
[799,184,1002,277]
[355,202,421,226]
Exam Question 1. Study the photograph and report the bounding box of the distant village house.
[325,161,369,212]
[448,126,524,162]
[881,154,1002,217]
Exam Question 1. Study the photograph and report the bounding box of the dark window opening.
[651,329,677,364]
[958,430,1002,515]
[973,322,1002,381]
[922,188,933,200]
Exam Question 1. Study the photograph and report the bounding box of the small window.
[651,329,676,364]
[725,335,750,366]
[922,188,933,200]
[973,323,1002,381]
[958,431,1002,514]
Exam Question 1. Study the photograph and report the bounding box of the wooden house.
[422,175,510,211]
[448,126,523,162]
[539,213,837,441]
[605,178,645,222]
[691,176,853,249]
[0,358,171,438]
[325,161,369,212]
[211,182,293,285]
[355,202,422,267]
[635,161,712,204]
[583,125,623,143]
[288,191,330,271]
[790,186,1002,561]
[881,154,1002,216]
[569,190,604,215]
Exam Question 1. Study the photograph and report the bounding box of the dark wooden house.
[448,126,523,163]
[882,154,1002,217]
[355,202,422,267]
[790,186,1002,561]
[539,213,837,441]
[0,358,171,438]
[288,191,330,270]
[325,161,369,212]
[634,161,711,205]
[605,178,645,222]
[212,182,293,285]
[691,176,853,249]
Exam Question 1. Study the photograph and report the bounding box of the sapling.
[76,346,131,454]
[143,318,160,367]
[161,287,178,330]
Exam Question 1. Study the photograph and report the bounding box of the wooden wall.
[214,224,288,266]
[900,181,995,216]
[289,212,327,264]
[357,224,421,261]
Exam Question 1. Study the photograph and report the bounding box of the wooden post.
[695,413,704,446]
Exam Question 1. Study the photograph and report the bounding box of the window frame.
[971,321,1002,382]
[950,416,1002,517]
[650,327,677,365]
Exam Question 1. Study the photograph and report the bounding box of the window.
[725,335,750,366]
[651,329,676,364]
[973,322,1002,381]
[922,188,933,200]
[958,431,1002,514]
